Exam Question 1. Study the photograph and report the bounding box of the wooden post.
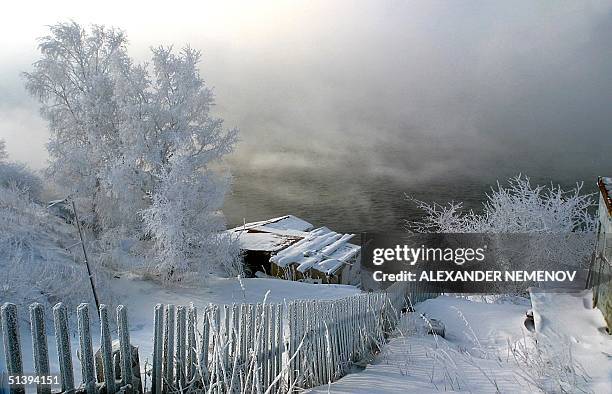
[52,303,74,393]
[175,305,186,389]
[100,305,116,394]
[229,303,239,392]
[1,303,24,394]
[186,304,197,383]
[163,304,175,391]
[151,304,163,394]
[199,306,210,385]
[77,303,96,394]
[274,303,283,393]
[117,305,133,392]
[29,303,51,394]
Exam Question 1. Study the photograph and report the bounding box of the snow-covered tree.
[24,22,239,280]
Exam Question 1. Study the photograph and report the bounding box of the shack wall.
[593,191,612,330]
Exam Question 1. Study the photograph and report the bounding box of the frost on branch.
[23,22,239,280]
[407,175,596,284]
[407,175,595,234]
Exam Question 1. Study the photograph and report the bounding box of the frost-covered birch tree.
[24,22,239,280]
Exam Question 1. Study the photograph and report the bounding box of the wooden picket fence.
[1,302,136,394]
[1,281,438,393]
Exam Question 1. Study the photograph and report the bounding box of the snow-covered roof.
[232,232,300,252]
[270,227,360,275]
[228,215,313,251]
[229,215,360,275]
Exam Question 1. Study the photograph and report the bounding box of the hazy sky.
[1,1,611,229]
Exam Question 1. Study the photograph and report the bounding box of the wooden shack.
[228,215,360,285]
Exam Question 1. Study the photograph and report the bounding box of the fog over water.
[1,1,611,232]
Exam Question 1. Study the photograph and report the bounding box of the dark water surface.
[223,159,606,233]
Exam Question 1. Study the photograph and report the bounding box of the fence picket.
[287,301,296,392]
[1,303,24,394]
[76,303,96,394]
[187,304,197,383]
[176,305,187,389]
[52,303,74,393]
[199,306,210,385]
[117,305,133,391]
[163,304,175,391]
[100,305,116,394]
[29,303,50,394]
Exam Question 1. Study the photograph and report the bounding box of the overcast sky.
[1,0,611,192]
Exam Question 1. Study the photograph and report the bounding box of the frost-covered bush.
[24,22,239,280]
[407,176,596,286]
[0,183,111,309]
[408,175,596,234]
[0,161,43,201]
[509,334,590,393]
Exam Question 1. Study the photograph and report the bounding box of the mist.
[1,1,611,231]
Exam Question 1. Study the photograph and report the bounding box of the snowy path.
[311,293,612,393]
[310,296,535,393]
[309,335,533,393]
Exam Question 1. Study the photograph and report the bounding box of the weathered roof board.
[230,215,313,233]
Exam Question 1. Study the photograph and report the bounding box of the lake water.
[223,155,606,233]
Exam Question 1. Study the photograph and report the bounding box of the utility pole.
[72,200,101,315]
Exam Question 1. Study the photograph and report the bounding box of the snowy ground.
[3,279,611,393]
[530,289,612,393]
[310,292,612,393]
[0,275,359,391]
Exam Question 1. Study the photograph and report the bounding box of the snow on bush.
[24,22,239,281]
[407,175,596,234]
[0,141,111,308]
[0,162,43,202]
[407,175,596,291]
[0,182,110,309]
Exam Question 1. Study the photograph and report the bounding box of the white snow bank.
[417,295,529,354]
[312,292,612,393]
[310,295,535,393]
[530,288,612,393]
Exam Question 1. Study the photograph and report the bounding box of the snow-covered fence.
[147,282,437,392]
[151,302,284,393]
[1,282,438,393]
[1,302,141,394]
[286,293,387,390]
